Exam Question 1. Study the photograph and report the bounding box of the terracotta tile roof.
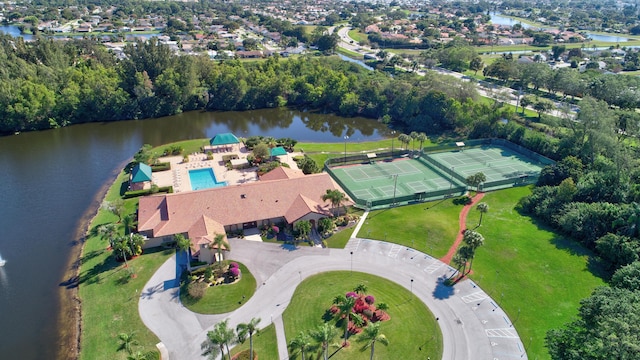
[138,173,347,238]
[284,194,330,223]
[259,166,304,181]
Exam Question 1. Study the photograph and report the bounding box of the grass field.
[463,187,606,359]
[360,185,605,359]
[357,198,464,258]
[179,262,257,314]
[230,324,279,359]
[79,171,174,360]
[348,29,367,43]
[282,272,442,360]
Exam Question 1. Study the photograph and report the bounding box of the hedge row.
[123,185,173,199]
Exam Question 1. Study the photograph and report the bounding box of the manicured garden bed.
[180,262,257,314]
[282,271,442,360]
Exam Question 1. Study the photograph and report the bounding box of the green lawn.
[282,272,442,360]
[325,227,355,248]
[463,187,606,359]
[179,262,257,314]
[348,29,366,43]
[357,198,464,258]
[230,324,279,359]
[79,170,175,360]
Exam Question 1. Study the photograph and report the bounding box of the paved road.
[335,25,575,119]
[139,234,526,359]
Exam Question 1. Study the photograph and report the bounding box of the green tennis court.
[327,142,549,208]
[424,145,545,189]
[330,158,465,206]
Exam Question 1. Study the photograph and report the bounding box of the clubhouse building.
[137,167,348,263]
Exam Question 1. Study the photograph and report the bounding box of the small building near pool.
[130,162,153,190]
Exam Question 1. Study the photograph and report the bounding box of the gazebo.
[270,146,288,157]
[205,133,240,153]
[130,163,153,190]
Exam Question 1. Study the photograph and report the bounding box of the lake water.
[0,25,156,41]
[489,13,632,42]
[0,108,390,359]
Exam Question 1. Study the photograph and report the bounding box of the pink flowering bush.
[229,267,240,277]
[346,292,358,298]
[229,262,239,269]
[365,295,375,304]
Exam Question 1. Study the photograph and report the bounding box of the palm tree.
[354,283,368,295]
[212,233,229,263]
[202,319,236,360]
[322,189,347,216]
[409,131,419,152]
[357,322,389,360]
[416,132,427,153]
[289,331,313,360]
[122,214,135,235]
[333,294,356,344]
[397,133,411,150]
[174,233,191,262]
[463,230,485,272]
[117,331,138,355]
[451,246,472,279]
[476,202,489,226]
[237,317,261,359]
[294,220,312,247]
[112,235,133,268]
[129,233,145,256]
[97,223,118,247]
[310,323,337,360]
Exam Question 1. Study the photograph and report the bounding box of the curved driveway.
[139,235,527,360]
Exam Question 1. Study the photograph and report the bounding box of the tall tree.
[462,230,485,272]
[212,233,229,263]
[288,331,313,360]
[476,202,489,226]
[310,323,337,360]
[397,133,411,150]
[416,132,428,153]
[202,319,236,360]
[294,220,312,246]
[322,189,347,215]
[357,322,389,360]
[333,294,356,344]
[236,317,261,360]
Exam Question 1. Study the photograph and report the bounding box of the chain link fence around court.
[325,139,554,210]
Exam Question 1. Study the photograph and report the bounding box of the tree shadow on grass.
[432,275,455,300]
[549,234,610,280]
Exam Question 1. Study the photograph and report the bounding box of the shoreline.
[56,163,126,360]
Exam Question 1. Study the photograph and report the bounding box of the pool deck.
[152,144,302,193]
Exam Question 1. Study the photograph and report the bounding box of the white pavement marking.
[424,262,443,273]
[139,239,527,360]
[461,291,488,303]
[388,244,402,258]
[486,328,520,338]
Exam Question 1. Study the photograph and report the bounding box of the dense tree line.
[482,54,640,110]
[0,33,489,135]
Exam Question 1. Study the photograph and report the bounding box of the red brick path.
[439,192,485,265]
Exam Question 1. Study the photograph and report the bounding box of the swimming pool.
[189,168,227,190]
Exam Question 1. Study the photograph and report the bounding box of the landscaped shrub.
[346,291,358,298]
[222,154,239,162]
[230,262,239,269]
[232,350,256,360]
[163,144,184,156]
[150,162,171,172]
[187,282,208,299]
[318,217,334,236]
[206,152,213,160]
[335,216,349,227]
[229,266,240,278]
[123,185,173,198]
[365,295,375,304]
[204,267,213,282]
